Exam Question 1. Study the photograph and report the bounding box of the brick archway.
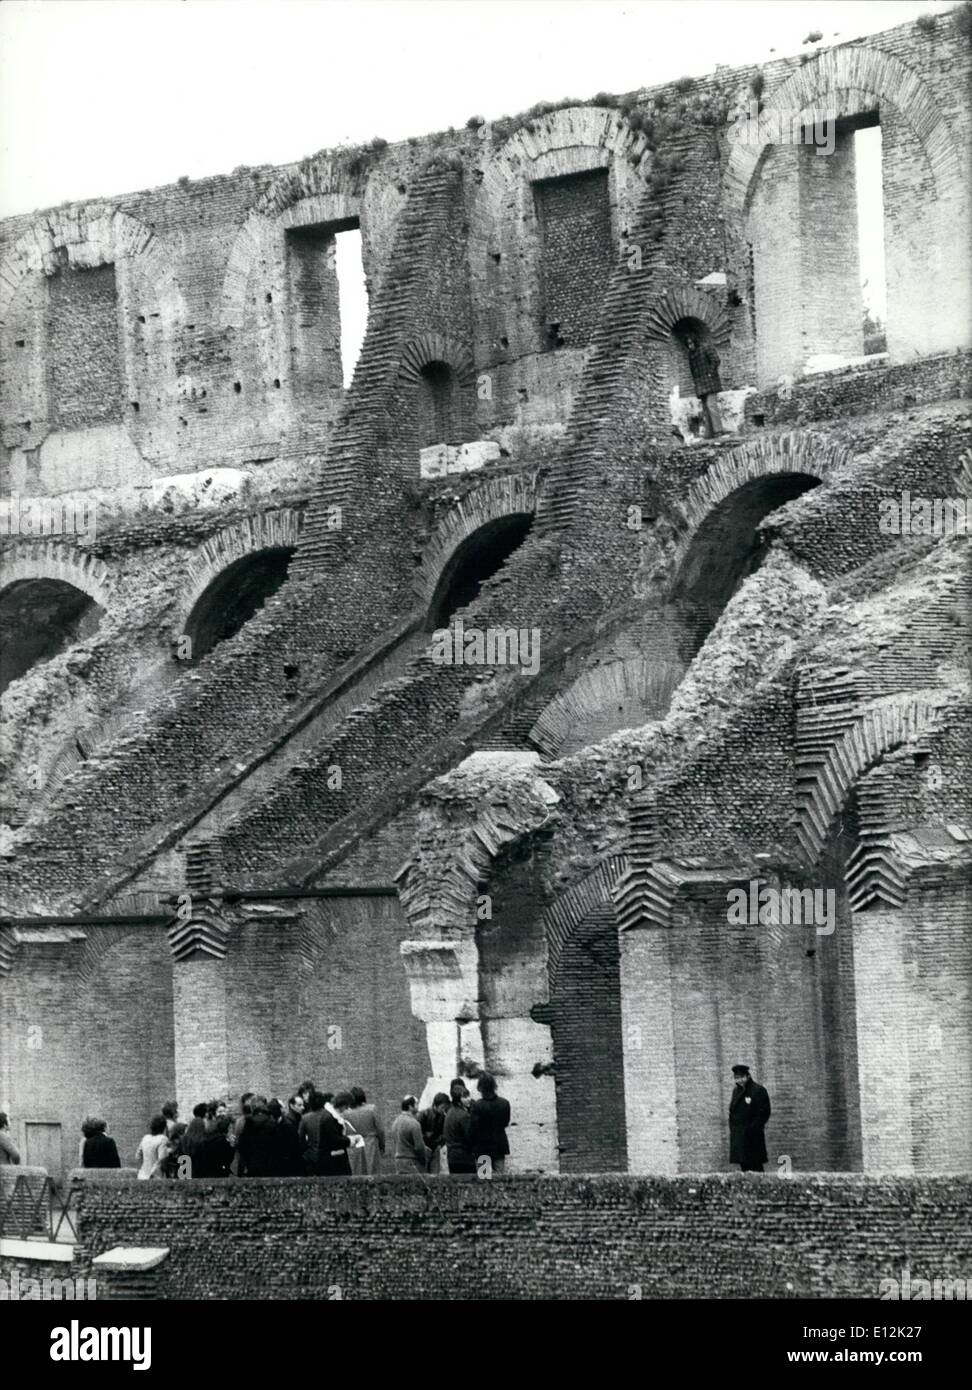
[172,508,303,636]
[725,46,963,214]
[668,432,850,581]
[219,157,368,417]
[645,285,731,346]
[219,165,364,333]
[543,855,629,995]
[0,207,186,450]
[398,332,476,386]
[468,107,649,361]
[0,207,181,326]
[796,696,948,865]
[414,471,539,607]
[0,544,114,612]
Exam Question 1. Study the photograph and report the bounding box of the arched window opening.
[672,473,821,648]
[671,317,724,438]
[183,548,294,663]
[427,513,534,630]
[0,578,104,693]
[749,110,892,383]
[417,360,462,449]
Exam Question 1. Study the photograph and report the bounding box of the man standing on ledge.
[729,1064,771,1173]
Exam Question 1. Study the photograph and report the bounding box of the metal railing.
[0,1173,78,1243]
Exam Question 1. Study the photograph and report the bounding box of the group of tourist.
[70,1072,511,1179]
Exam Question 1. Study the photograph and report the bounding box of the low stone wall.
[67,1174,972,1301]
[745,351,972,427]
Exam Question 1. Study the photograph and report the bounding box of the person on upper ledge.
[729,1064,771,1173]
[681,329,725,438]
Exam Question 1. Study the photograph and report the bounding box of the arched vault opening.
[0,578,104,694]
[427,513,534,631]
[671,472,821,647]
[183,547,294,662]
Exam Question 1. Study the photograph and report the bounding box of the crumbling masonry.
[0,12,970,1182]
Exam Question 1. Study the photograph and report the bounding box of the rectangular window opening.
[285,218,367,397]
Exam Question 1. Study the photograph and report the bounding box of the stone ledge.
[0,1238,74,1262]
[92,1246,170,1272]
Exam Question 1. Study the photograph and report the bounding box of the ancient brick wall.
[0,929,175,1179]
[534,169,612,349]
[48,262,122,430]
[550,907,627,1173]
[63,1173,972,1300]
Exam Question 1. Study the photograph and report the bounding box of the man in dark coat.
[729,1064,771,1172]
[80,1118,120,1169]
[318,1093,352,1177]
[680,329,724,437]
[443,1079,475,1175]
[468,1072,511,1174]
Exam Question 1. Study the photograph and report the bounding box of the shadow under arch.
[183,547,295,663]
[670,471,822,647]
[426,512,534,631]
[0,578,104,694]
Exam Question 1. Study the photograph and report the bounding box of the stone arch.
[398,332,475,385]
[0,543,113,611]
[796,696,947,865]
[400,334,477,451]
[672,433,849,551]
[726,46,962,214]
[172,508,303,637]
[544,855,629,995]
[414,471,539,608]
[0,549,112,694]
[468,107,650,361]
[174,509,301,661]
[220,178,364,333]
[663,433,846,645]
[645,285,731,347]
[219,156,370,427]
[0,207,180,326]
[0,207,186,455]
[528,654,685,760]
[543,856,630,1172]
[730,46,967,375]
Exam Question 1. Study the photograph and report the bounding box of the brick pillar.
[854,880,972,1174]
[797,129,863,364]
[168,908,232,1106]
[619,928,679,1173]
[172,954,229,1107]
[852,906,913,1173]
[751,142,802,386]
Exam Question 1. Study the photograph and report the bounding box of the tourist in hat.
[729,1065,771,1172]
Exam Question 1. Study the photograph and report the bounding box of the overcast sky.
[0,0,944,217]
